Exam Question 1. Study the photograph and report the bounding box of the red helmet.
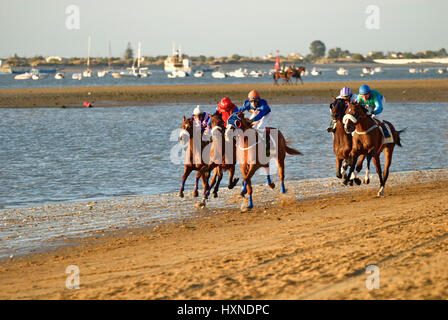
[218,97,236,112]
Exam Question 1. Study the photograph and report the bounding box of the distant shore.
[1,79,448,108]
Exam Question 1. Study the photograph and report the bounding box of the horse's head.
[210,113,225,138]
[179,115,193,145]
[343,102,365,134]
[330,97,349,122]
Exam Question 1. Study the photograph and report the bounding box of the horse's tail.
[395,128,406,147]
[285,143,302,155]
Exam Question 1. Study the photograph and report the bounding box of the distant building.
[263,53,275,60]
[288,52,304,59]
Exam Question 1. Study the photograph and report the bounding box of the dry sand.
[1,179,447,300]
[1,79,448,108]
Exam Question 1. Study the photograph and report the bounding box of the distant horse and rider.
[273,65,306,85]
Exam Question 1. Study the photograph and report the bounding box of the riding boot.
[381,123,391,138]
[327,119,336,133]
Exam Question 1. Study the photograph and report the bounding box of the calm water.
[1,64,448,89]
[1,102,447,209]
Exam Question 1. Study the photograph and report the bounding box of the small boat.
[55,72,65,79]
[31,74,40,80]
[14,72,32,80]
[437,68,445,74]
[310,67,321,76]
[72,73,82,80]
[211,70,226,79]
[167,70,187,78]
[374,67,382,73]
[97,70,107,77]
[227,68,247,78]
[249,70,264,78]
[409,68,417,73]
[193,70,204,78]
[336,67,348,76]
[111,72,122,79]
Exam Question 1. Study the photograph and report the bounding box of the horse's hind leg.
[180,165,193,198]
[372,154,385,196]
[336,157,343,179]
[381,145,395,194]
[276,157,286,193]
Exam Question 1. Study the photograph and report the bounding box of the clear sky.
[0,0,447,58]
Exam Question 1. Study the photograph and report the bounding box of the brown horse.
[329,98,364,185]
[199,114,239,200]
[343,102,404,196]
[291,65,305,85]
[178,116,211,198]
[273,67,293,85]
[224,112,302,209]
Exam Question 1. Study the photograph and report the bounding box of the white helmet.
[193,105,201,116]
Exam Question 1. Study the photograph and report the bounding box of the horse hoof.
[349,180,354,186]
[342,180,348,186]
[268,183,276,190]
[354,178,362,186]
[193,190,198,198]
[213,192,218,198]
[179,192,184,198]
[336,173,342,179]
[342,173,348,180]
[364,178,370,185]
[240,192,246,198]
[194,201,206,208]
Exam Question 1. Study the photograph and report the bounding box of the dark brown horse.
[343,102,404,196]
[225,112,302,209]
[329,97,367,185]
[178,116,211,198]
[291,65,306,85]
[199,114,239,200]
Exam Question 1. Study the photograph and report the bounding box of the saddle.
[372,118,394,144]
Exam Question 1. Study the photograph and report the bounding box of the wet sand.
[1,79,448,108]
[1,178,447,300]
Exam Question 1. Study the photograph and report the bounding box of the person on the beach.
[211,97,239,127]
[190,105,210,134]
[238,90,272,134]
[356,84,391,139]
[327,86,357,132]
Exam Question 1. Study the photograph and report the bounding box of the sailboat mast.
[87,35,91,69]
[108,41,111,70]
[137,42,141,69]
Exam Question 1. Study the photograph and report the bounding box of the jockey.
[212,97,239,127]
[357,84,391,139]
[238,90,272,134]
[190,105,210,134]
[327,86,357,132]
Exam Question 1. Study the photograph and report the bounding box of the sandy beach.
[1,176,447,300]
[1,79,448,108]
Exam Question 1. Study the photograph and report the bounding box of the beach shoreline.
[1,79,448,108]
[1,172,448,299]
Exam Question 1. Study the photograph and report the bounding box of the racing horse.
[291,65,306,85]
[198,114,239,201]
[225,112,302,209]
[329,97,365,185]
[343,102,404,196]
[178,116,212,198]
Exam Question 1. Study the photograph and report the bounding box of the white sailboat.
[98,41,112,78]
[83,36,93,77]
[164,43,191,74]
[211,70,226,78]
[336,67,348,76]
[310,67,321,76]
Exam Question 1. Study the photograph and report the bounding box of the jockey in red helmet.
[212,97,239,127]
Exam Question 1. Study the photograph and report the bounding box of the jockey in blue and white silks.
[356,84,390,138]
[238,90,271,133]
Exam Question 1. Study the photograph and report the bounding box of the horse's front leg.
[352,154,365,185]
[180,165,193,198]
[343,153,359,186]
[336,157,343,179]
[228,165,239,189]
[372,154,385,197]
[212,167,223,198]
